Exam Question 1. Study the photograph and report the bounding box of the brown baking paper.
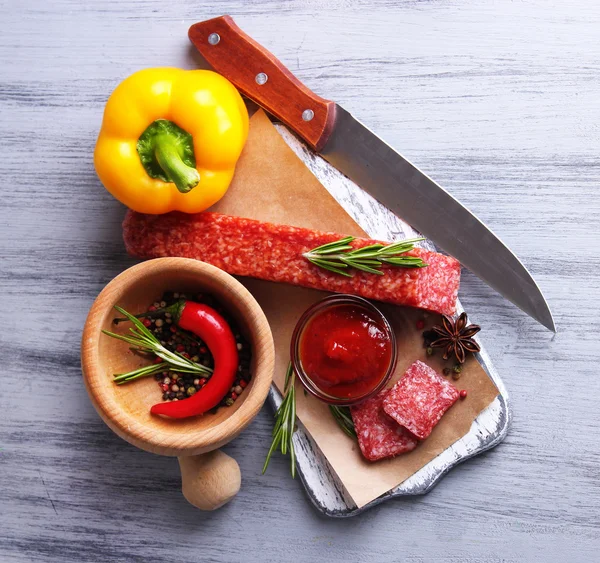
[212,110,499,509]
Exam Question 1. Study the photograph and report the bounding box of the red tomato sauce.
[299,304,392,400]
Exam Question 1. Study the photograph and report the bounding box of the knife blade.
[189,16,555,331]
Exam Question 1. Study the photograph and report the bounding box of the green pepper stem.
[153,135,200,194]
[137,119,199,192]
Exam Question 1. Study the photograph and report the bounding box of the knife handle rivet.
[208,33,220,45]
[302,109,314,122]
[255,72,268,85]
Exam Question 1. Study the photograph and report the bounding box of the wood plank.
[1,1,599,561]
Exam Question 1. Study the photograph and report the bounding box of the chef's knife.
[189,16,555,331]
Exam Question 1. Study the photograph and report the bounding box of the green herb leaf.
[307,236,354,253]
[103,306,213,384]
[381,257,428,267]
[307,258,353,277]
[341,258,385,275]
[329,405,357,440]
[263,362,297,479]
[113,362,169,384]
[303,236,427,276]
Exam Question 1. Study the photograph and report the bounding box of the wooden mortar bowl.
[81,258,274,510]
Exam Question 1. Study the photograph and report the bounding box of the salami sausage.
[382,360,459,440]
[350,390,418,462]
[123,211,461,315]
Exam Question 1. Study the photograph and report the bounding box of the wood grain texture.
[1,1,599,562]
[178,450,242,511]
[189,16,337,151]
[81,258,274,458]
[269,123,511,515]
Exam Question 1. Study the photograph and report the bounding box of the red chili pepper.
[150,301,238,419]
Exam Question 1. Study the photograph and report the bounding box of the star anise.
[430,313,481,364]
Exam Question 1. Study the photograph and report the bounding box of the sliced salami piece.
[123,211,461,315]
[383,360,459,440]
[350,390,418,462]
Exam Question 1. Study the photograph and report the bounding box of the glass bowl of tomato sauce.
[290,294,397,406]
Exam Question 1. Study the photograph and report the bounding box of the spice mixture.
[141,291,252,409]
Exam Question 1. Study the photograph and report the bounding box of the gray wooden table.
[1,1,598,561]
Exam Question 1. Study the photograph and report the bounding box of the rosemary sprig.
[303,236,428,277]
[329,405,357,439]
[102,306,213,383]
[263,362,297,478]
[112,362,170,385]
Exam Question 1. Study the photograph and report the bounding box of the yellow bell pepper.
[94,67,249,214]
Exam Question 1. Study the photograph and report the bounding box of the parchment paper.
[212,110,499,508]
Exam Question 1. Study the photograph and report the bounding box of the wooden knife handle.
[189,16,337,152]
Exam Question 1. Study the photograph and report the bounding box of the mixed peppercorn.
[141,291,252,409]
